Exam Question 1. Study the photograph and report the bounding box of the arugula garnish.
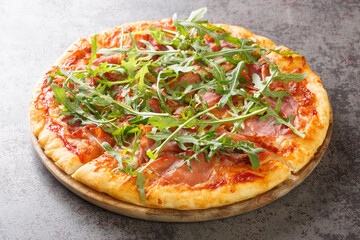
[135,172,147,201]
[50,7,308,200]
[147,130,265,170]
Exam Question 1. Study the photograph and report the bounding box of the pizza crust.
[29,84,45,137]
[73,154,290,209]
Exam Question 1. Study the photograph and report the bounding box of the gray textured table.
[0,0,359,239]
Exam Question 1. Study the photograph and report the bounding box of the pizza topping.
[238,96,296,137]
[93,54,122,66]
[45,8,309,200]
[240,116,292,137]
[200,90,222,107]
[149,151,214,186]
[233,172,260,184]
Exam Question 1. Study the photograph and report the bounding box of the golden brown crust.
[29,83,46,137]
[73,155,290,209]
[30,19,330,209]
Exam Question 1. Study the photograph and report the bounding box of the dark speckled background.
[0,0,359,239]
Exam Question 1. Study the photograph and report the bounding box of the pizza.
[30,8,331,210]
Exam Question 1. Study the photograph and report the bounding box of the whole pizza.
[30,8,331,210]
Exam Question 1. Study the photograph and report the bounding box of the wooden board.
[30,110,333,222]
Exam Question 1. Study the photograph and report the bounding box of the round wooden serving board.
[30,110,333,222]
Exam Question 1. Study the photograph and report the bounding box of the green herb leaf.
[276,72,307,83]
[218,61,246,108]
[185,7,207,22]
[135,172,147,201]
[135,65,149,93]
[270,48,301,56]
[101,142,124,169]
[87,34,98,75]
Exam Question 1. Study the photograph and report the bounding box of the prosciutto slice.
[267,96,296,119]
[240,116,292,137]
[92,54,122,65]
[200,91,221,107]
[148,98,162,113]
[239,95,296,137]
[148,151,215,186]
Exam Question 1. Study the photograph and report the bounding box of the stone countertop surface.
[0,0,359,239]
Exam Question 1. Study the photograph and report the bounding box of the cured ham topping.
[148,98,162,113]
[200,91,222,107]
[149,152,214,186]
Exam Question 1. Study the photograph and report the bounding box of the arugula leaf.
[87,34,98,75]
[101,142,124,169]
[111,124,140,146]
[200,38,260,61]
[218,61,246,108]
[46,75,54,86]
[252,73,289,99]
[204,58,226,83]
[270,48,301,56]
[135,65,149,94]
[121,53,138,78]
[167,65,193,75]
[248,152,260,169]
[185,7,207,22]
[148,26,173,46]
[276,72,307,83]
[135,172,147,201]
[148,116,184,129]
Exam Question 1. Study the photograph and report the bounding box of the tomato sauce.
[233,172,260,183]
